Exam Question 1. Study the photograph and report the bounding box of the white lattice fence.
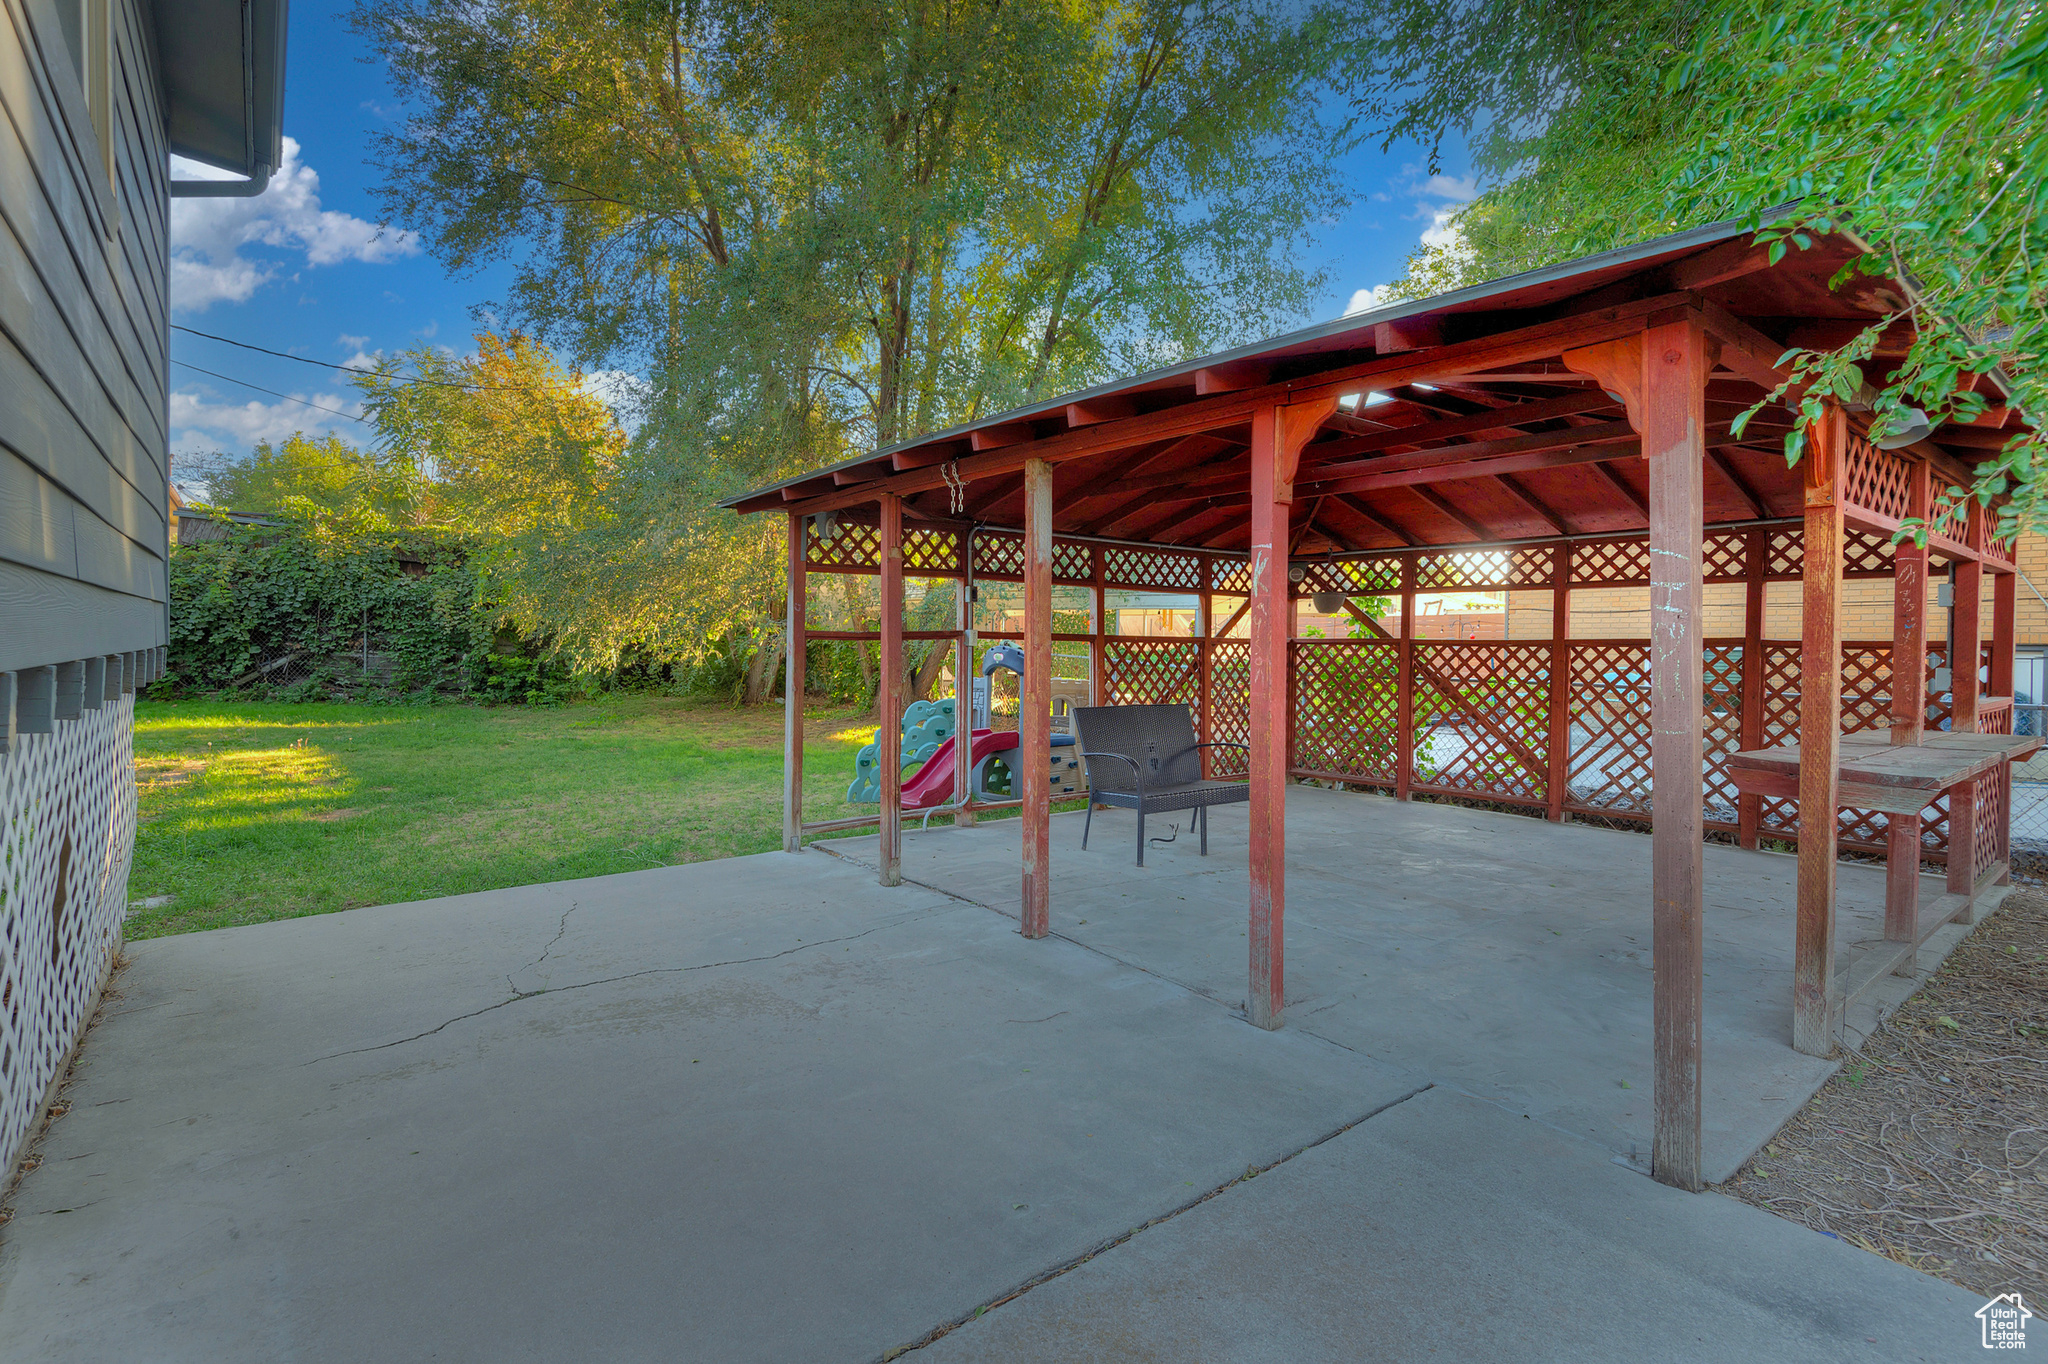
[1,655,148,1181]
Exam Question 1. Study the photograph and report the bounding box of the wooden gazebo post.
[1020,458,1054,938]
[1247,396,1336,1029]
[1566,318,1715,1191]
[879,494,905,887]
[1886,460,1932,964]
[1793,405,1845,1057]
[783,511,807,853]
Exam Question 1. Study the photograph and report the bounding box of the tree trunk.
[909,641,949,703]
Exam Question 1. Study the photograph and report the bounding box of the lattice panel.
[1567,642,1653,814]
[1415,547,1552,592]
[1102,546,1200,591]
[1840,645,1892,733]
[1934,487,1971,544]
[1702,531,1750,582]
[1101,640,1200,712]
[1842,435,1912,522]
[901,527,963,575]
[1208,641,1250,777]
[1,682,135,1183]
[1052,540,1093,584]
[1572,538,1650,587]
[1411,642,1551,802]
[1703,644,1746,825]
[807,520,882,572]
[1291,642,1400,782]
[1843,526,1895,576]
[1211,558,1251,595]
[1297,557,1402,597]
[1766,528,1803,578]
[1974,767,2008,881]
[1752,639,1956,857]
[971,531,1024,579]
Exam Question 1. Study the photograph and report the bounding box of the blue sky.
[166,3,1470,476]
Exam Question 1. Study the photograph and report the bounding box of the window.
[56,0,115,189]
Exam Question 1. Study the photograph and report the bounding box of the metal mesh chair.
[1071,704,1250,866]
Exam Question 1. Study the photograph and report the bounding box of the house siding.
[0,0,169,675]
[0,0,169,1184]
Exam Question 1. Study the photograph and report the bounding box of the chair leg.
[1136,807,1145,867]
[1200,804,1208,856]
[1082,799,1093,850]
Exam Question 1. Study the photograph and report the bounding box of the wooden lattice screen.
[798,516,1987,864]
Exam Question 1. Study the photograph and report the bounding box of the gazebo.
[721,216,2037,1191]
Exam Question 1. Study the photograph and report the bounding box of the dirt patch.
[135,757,206,787]
[1724,887,2048,1299]
[307,808,362,823]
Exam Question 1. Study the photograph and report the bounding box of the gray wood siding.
[0,0,170,674]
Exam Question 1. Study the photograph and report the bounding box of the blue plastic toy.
[848,698,957,802]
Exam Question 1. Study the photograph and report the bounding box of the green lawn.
[129,697,881,938]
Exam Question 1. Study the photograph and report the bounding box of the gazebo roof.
[724,215,2025,556]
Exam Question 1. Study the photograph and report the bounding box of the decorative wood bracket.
[1271,395,1341,503]
[1561,335,1646,429]
[1805,402,1846,508]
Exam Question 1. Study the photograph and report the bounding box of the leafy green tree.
[1343,0,2048,531]
[183,433,415,522]
[347,0,1357,699]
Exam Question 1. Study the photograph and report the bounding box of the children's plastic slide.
[899,729,1022,809]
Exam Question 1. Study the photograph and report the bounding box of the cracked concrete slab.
[915,1086,1981,1362]
[0,850,1419,1363]
[825,787,1966,1183]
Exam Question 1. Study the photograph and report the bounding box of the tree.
[348,0,1354,698]
[1343,0,2048,532]
[181,432,414,522]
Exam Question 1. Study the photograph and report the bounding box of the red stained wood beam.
[1495,473,1572,536]
[971,420,1039,451]
[1303,438,1645,498]
[1066,395,1138,427]
[1195,359,1272,394]
[1705,447,1768,519]
[1302,419,1639,486]
[1300,391,1618,465]
[1594,460,1650,517]
[1411,485,1493,541]
[1333,493,1418,547]
[762,292,1697,517]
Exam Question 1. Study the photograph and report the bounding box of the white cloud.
[169,137,421,312]
[169,384,364,453]
[1340,167,1480,315]
[1345,283,1398,315]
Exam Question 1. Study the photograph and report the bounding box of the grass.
[129,696,882,938]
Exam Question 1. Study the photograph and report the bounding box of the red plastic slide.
[899,729,1021,809]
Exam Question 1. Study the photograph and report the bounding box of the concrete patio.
[827,784,1981,1184]
[0,792,1994,1360]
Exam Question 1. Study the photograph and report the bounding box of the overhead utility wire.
[170,323,598,394]
[170,359,369,423]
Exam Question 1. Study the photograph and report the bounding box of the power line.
[170,360,369,423]
[171,323,484,387]
[169,323,606,394]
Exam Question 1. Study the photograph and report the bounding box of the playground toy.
[847,641,1078,808]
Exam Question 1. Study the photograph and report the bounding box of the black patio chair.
[1071,704,1250,866]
